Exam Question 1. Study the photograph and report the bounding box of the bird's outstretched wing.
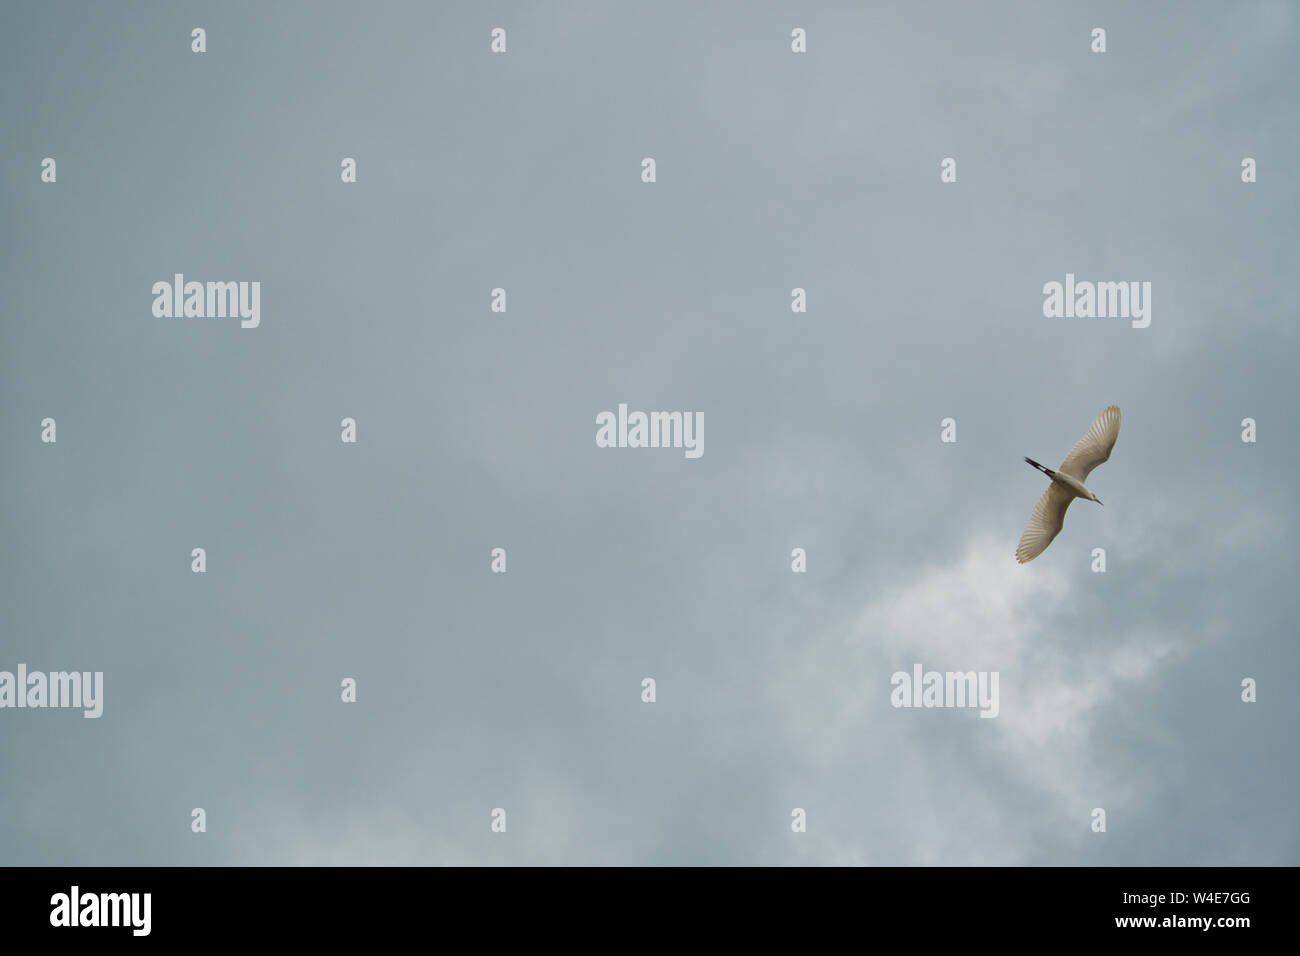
[1058,405,1121,482]
[1016,482,1074,564]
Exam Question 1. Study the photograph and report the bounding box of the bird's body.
[1023,457,1094,500]
[1016,406,1121,564]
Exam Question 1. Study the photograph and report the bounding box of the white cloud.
[787,530,1183,862]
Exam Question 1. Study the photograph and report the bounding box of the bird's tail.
[1024,456,1056,478]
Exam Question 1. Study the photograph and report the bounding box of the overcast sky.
[1,0,1297,865]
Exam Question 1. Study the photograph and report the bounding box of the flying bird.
[1016,405,1121,563]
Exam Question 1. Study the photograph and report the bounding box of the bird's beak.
[1096,498,1104,506]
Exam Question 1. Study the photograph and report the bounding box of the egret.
[1016,406,1121,564]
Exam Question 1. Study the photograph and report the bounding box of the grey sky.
[1,1,1297,865]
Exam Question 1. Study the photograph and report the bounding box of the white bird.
[1016,405,1121,564]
